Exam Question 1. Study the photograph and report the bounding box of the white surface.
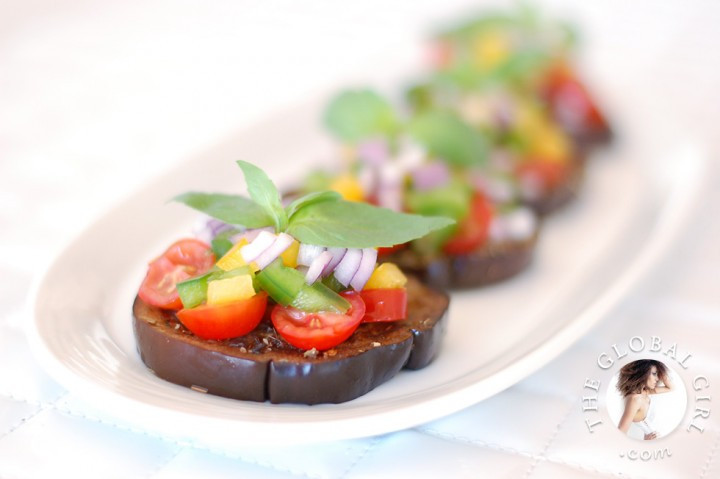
[2,0,720,477]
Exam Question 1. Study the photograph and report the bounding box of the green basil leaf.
[286,200,455,248]
[173,192,274,228]
[324,89,400,143]
[486,48,548,86]
[236,160,287,232]
[285,190,341,220]
[211,229,239,258]
[408,111,488,167]
[405,181,472,221]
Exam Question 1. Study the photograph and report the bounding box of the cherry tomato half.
[177,292,268,340]
[516,159,570,190]
[544,64,607,131]
[377,243,408,258]
[270,291,366,351]
[138,238,215,310]
[360,288,407,322]
[443,193,494,255]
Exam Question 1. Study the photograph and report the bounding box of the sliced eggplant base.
[522,154,585,216]
[385,233,538,290]
[132,277,449,405]
[568,124,614,152]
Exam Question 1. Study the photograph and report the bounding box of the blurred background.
[2,1,720,477]
[2,0,719,266]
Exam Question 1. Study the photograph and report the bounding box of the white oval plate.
[26,99,705,448]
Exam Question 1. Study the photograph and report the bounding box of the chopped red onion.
[305,251,333,284]
[253,233,294,270]
[377,183,403,212]
[322,247,347,276]
[357,139,389,166]
[333,248,362,286]
[240,231,277,263]
[472,174,515,203]
[411,162,450,191]
[358,166,377,196]
[241,226,275,243]
[193,217,234,244]
[377,162,404,211]
[349,248,378,291]
[489,208,537,243]
[504,208,537,241]
[297,243,326,267]
[394,141,426,170]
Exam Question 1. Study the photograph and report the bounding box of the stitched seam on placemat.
[699,430,720,479]
[0,391,54,407]
[524,401,576,478]
[198,447,324,479]
[419,424,652,479]
[0,407,43,443]
[337,435,384,479]
[50,402,324,479]
[543,456,650,479]
[143,447,184,479]
[0,392,68,443]
[416,426,537,460]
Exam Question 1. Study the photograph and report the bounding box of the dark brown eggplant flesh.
[133,276,449,405]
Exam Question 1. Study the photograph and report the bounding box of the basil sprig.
[324,89,400,143]
[408,110,488,167]
[174,161,454,248]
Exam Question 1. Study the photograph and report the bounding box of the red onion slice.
[333,248,362,286]
[242,226,275,243]
[253,233,294,270]
[349,248,378,291]
[297,243,326,267]
[322,247,347,276]
[193,217,234,244]
[504,208,537,241]
[240,231,277,263]
[411,162,450,191]
[305,251,333,284]
[357,139,389,166]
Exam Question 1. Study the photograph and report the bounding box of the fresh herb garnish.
[408,110,488,167]
[285,190,341,219]
[174,161,454,248]
[236,160,288,232]
[286,200,454,248]
[324,89,400,143]
[172,192,273,229]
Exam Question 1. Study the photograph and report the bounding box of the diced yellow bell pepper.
[330,174,364,202]
[529,124,571,162]
[473,31,510,70]
[216,239,258,272]
[364,263,408,290]
[281,240,299,268]
[206,274,255,306]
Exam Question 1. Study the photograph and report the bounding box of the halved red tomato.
[360,288,407,322]
[377,243,408,257]
[544,64,607,131]
[177,292,268,340]
[442,192,494,255]
[270,291,366,351]
[516,159,570,190]
[138,238,215,310]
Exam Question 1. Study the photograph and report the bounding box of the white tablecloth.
[2,1,719,477]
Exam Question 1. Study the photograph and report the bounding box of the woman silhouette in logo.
[617,359,674,440]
